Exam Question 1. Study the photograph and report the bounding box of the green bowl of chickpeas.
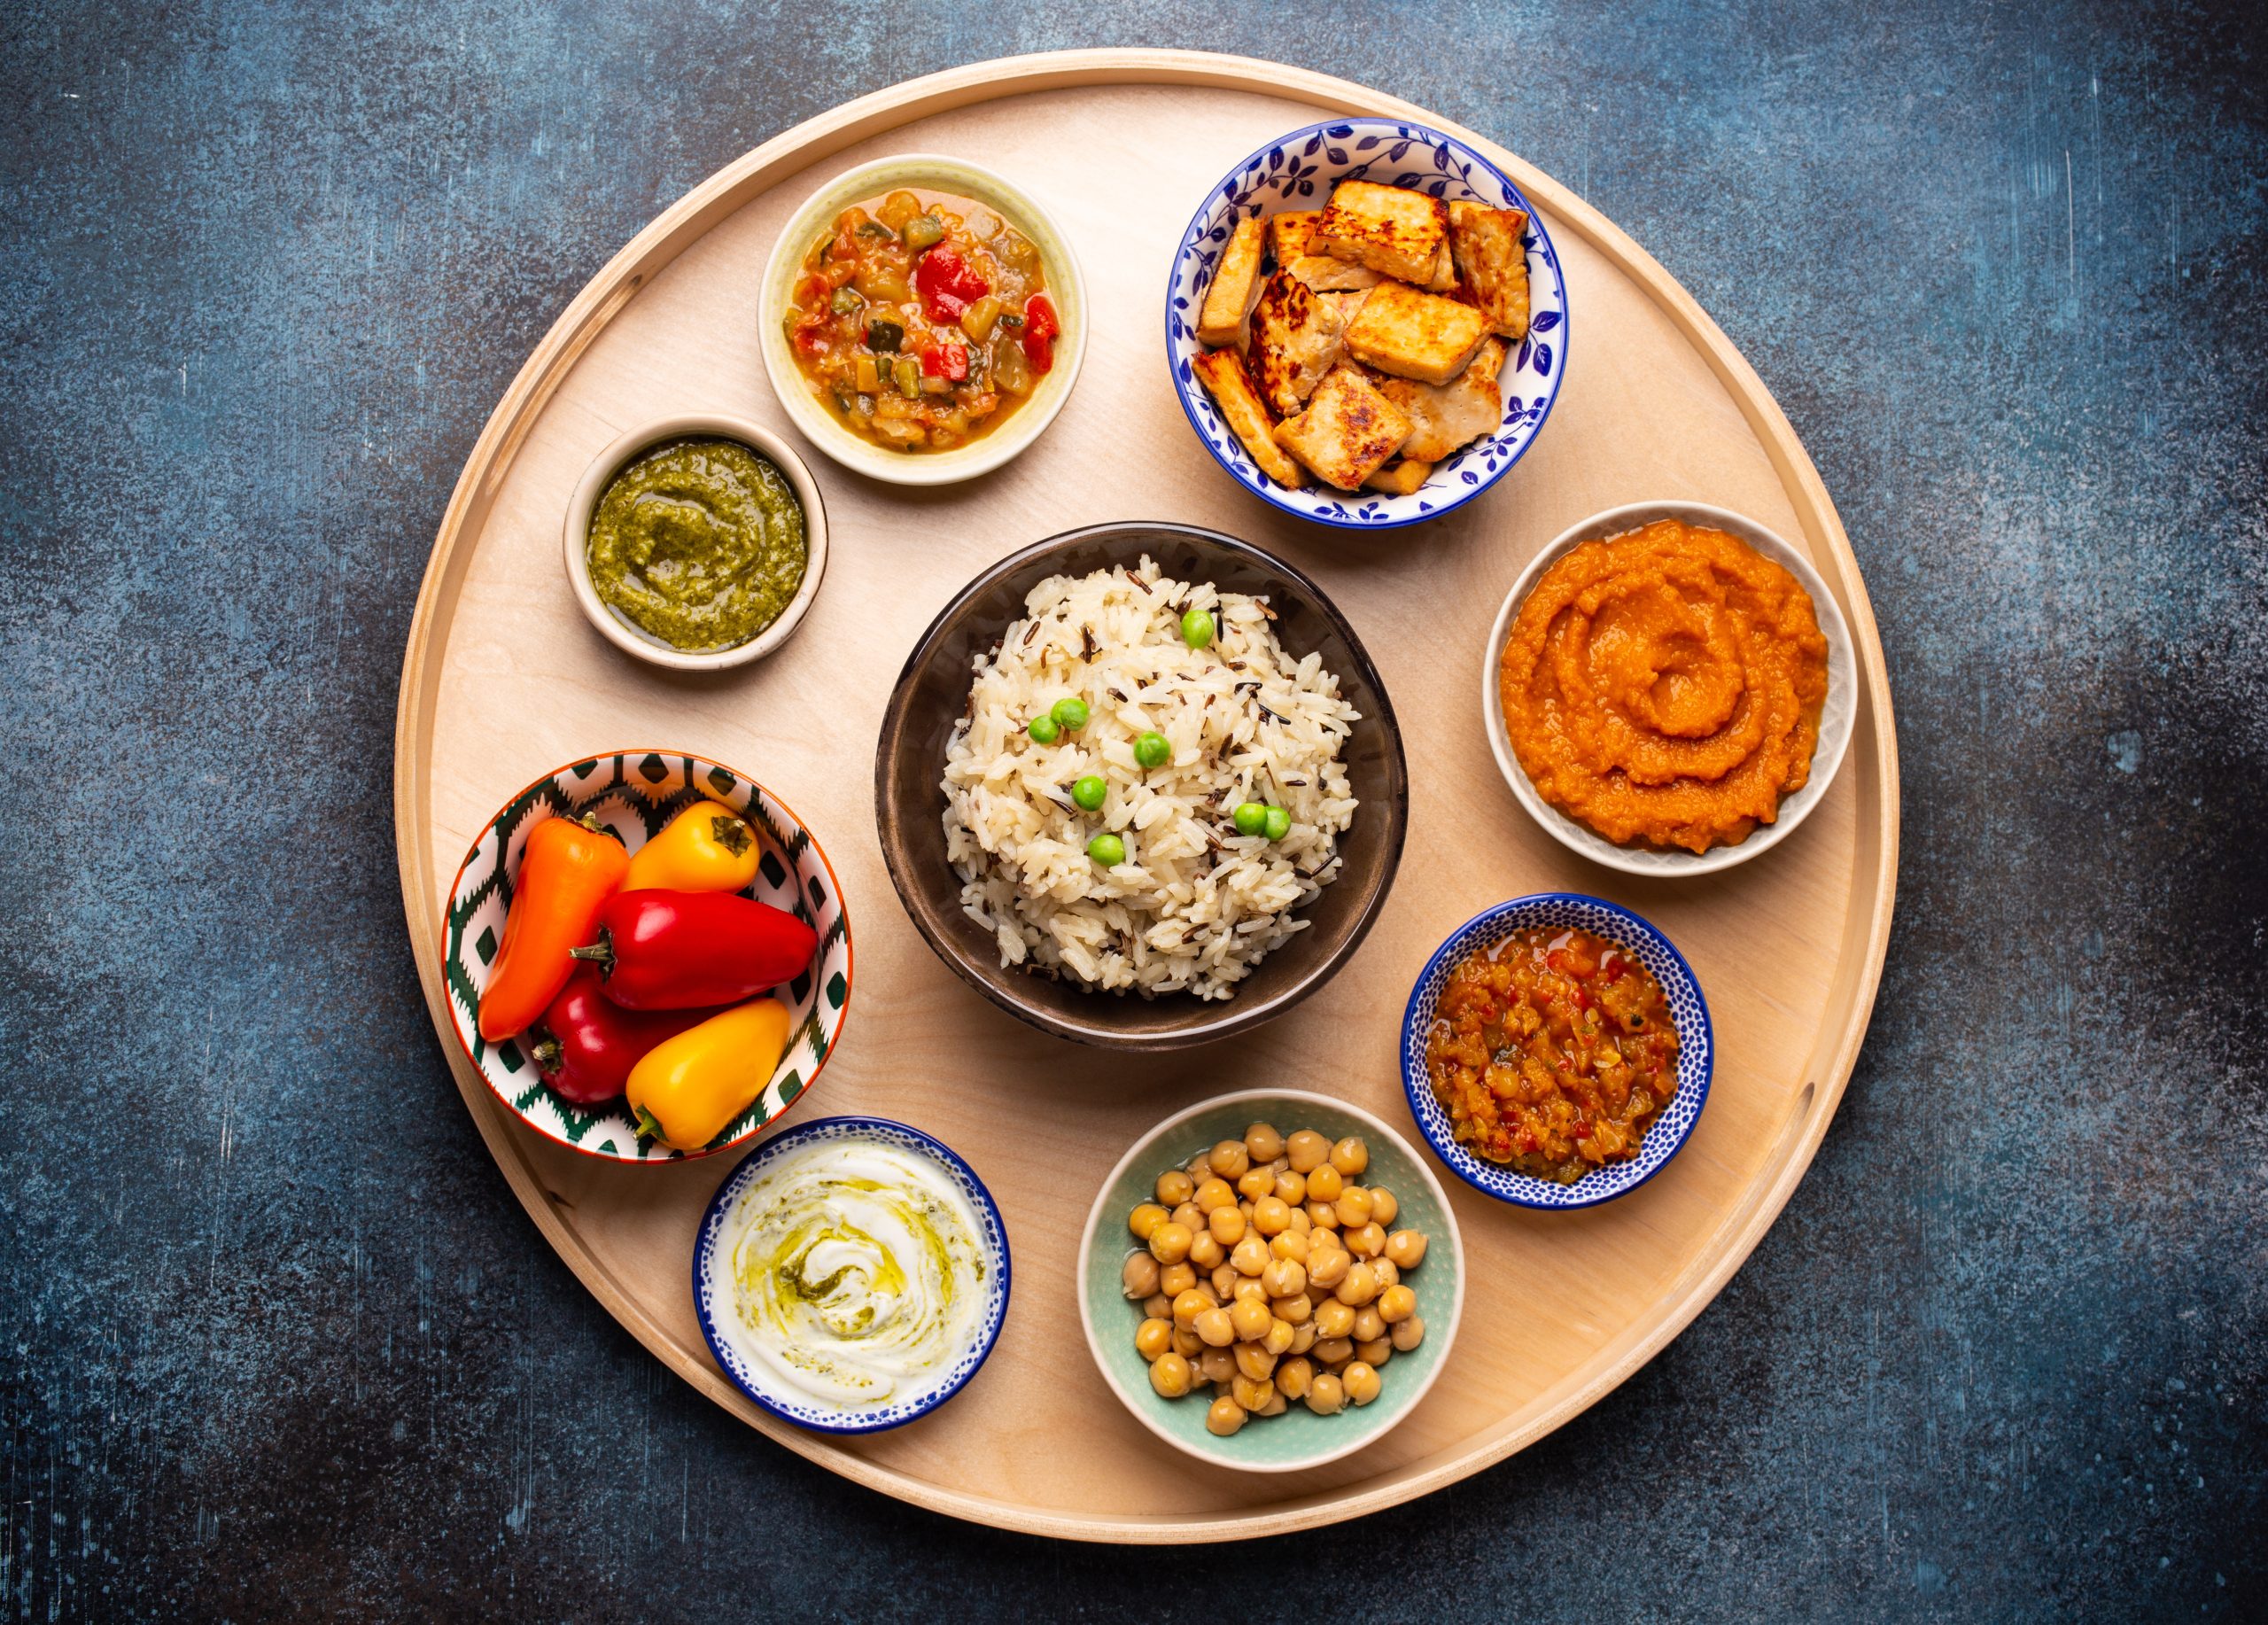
[1076,1089,1464,1472]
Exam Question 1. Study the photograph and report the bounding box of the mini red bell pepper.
[913,245,990,323]
[1021,293,1060,373]
[570,890,819,1011]
[524,966,716,1105]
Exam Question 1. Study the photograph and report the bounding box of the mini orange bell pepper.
[623,799,761,894]
[478,813,628,1041]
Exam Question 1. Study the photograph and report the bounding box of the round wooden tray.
[393,49,1898,1542]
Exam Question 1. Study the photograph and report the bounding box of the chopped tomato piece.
[920,341,969,382]
[1021,293,1059,372]
[913,245,990,323]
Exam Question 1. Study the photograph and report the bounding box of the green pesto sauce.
[586,438,807,653]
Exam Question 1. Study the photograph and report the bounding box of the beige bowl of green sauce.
[563,414,828,671]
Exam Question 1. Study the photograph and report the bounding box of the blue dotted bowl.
[1166,117,1569,528]
[691,1116,1012,1434]
[1400,895,1713,1209]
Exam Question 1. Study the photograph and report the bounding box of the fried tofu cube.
[1269,210,1321,264]
[1423,240,1459,292]
[1272,362,1412,491]
[1373,337,1508,461]
[1313,181,1449,284]
[1341,282,1490,385]
[1363,459,1434,495]
[1196,215,1269,347]
[1249,271,1347,417]
[1192,347,1305,489]
[1317,288,1375,328]
[1287,254,1383,292]
[1448,201,1532,339]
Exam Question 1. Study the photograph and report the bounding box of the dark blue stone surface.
[3,4,2261,1619]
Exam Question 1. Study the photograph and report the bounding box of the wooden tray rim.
[392,47,1901,1543]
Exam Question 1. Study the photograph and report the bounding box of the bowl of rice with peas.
[876,524,1408,1050]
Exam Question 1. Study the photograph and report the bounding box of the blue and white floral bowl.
[1166,118,1569,528]
[1400,894,1713,1209]
[692,1116,1012,1435]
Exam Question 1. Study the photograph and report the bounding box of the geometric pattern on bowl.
[690,1116,1012,1435]
[439,750,852,1162]
[1399,893,1712,1209]
[1166,117,1569,529]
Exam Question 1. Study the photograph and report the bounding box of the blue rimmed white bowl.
[691,1116,1012,1435]
[1166,118,1568,529]
[1400,894,1713,1209]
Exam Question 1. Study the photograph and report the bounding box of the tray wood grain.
[393,49,1899,1542]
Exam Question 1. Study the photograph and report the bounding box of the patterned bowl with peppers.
[439,750,853,1162]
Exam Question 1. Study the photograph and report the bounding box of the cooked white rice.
[942,556,1360,1000]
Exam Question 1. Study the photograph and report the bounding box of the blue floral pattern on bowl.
[1166,118,1569,528]
[691,1116,1012,1435]
[1400,895,1713,1209]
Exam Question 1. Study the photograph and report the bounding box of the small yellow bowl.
[561,413,828,673]
[757,153,1087,485]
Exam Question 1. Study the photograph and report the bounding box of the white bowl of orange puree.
[1482,500,1857,877]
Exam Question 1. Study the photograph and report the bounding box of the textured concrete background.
[3,1,2263,1620]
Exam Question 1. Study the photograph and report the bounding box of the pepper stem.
[633,1105,666,1141]
[711,814,753,856]
[565,927,614,972]
[525,1028,563,1073]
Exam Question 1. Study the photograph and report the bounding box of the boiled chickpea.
[1231,1373,1276,1413]
[1257,1390,1288,1418]
[1313,1336,1354,1367]
[1343,1223,1385,1258]
[1268,1229,1309,1265]
[1285,1130,1329,1173]
[1128,1202,1169,1241]
[1385,1229,1429,1270]
[1200,1346,1237,1385]
[1154,1168,1194,1207]
[1273,1170,1309,1206]
[1290,1321,1319,1355]
[1305,1201,1341,1231]
[1262,1317,1295,1356]
[1194,1307,1236,1347]
[1232,1278,1270,1306]
[1305,1372,1346,1415]
[1230,1298,1272,1342]
[1122,1252,1161,1299]
[1261,1257,1307,1299]
[1334,1262,1379,1308]
[1208,1205,1247,1246]
[1208,1139,1250,1179]
[1148,1222,1192,1264]
[1188,1231,1224,1271]
[1330,1136,1369,1177]
[1142,1293,1173,1321]
[1184,1154,1211,1183]
[1275,1355,1315,1400]
[1313,1299,1355,1340]
[1158,1262,1196,1298]
[1306,1247,1349,1290]
[1306,1163,1344,1203]
[1151,1352,1192,1397]
[1355,1337,1393,1367]
[1378,1285,1418,1325]
[1231,1235,1270,1277]
[1353,1305,1386,1343]
[1169,1202,1204,1232]
[1270,1291,1313,1325]
[1370,1258,1399,1291]
[1252,1196,1293,1236]
[1342,1360,1381,1405]
[1193,1177,1235,1214]
[1211,1264,1240,1299]
[1172,1288,1212,1329]
[1335,1187,1374,1228]
[1369,1186,1399,1227]
[1391,1314,1426,1353]
[1171,1326,1203,1359]
[1232,1341,1277,1381]
[1244,1123,1286,1164]
[1135,1318,1173,1361]
[1206,1396,1247,1436]
[1237,1167,1275,1201]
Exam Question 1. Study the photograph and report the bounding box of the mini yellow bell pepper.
[624,799,761,894]
[625,999,793,1150]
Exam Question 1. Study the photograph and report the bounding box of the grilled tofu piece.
[1272,362,1412,490]
[1423,240,1460,292]
[1447,201,1532,339]
[1317,288,1375,328]
[1372,337,1507,460]
[1287,254,1384,292]
[1268,210,1321,264]
[1312,181,1449,283]
[1248,271,1347,417]
[1192,347,1305,489]
[1341,282,1490,385]
[1196,215,1269,347]
[1363,458,1434,495]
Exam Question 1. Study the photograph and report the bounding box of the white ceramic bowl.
[1482,500,1857,876]
[562,414,828,672]
[1076,1088,1464,1473]
[757,153,1087,485]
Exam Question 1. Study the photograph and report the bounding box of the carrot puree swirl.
[1499,519,1829,854]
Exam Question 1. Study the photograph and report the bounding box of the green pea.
[1087,832,1126,867]
[1133,731,1170,769]
[1072,774,1107,811]
[1181,609,1216,649]
[1232,802,1269,837]
[1028,714,1060,743]
[1051,696,1090,732]
[1262,805,1292,841]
